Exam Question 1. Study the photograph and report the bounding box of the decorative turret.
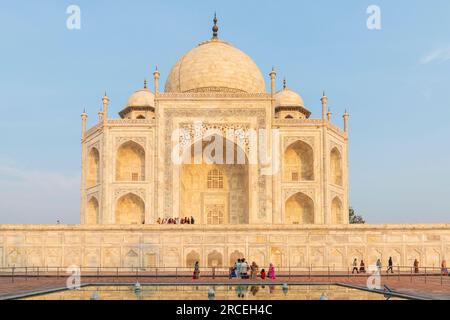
[102,92,109,125]
[81,109,87,140]
[153,66,160,94]
[343,110,349,132]
[327,109,332,122]
[212,13,219,39]
[269,67,276,97]
[321,91,327,120]
[98,110,104,123]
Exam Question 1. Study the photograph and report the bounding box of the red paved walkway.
[1,274,449,299]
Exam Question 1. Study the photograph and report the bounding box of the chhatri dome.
[274,79,311,118]
[126,79,155,107]
[165,15,266,93]
[119,79,155,119]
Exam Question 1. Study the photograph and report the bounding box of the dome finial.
[283,77,287,89]
[144,78,147,89]
[212,12,219,39]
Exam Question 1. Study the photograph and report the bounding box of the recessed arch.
[285,192,314,224]
[136,115,146,119]
[207,250,223,267]
[86,196,99,224]
[115,193,145,225]
[283,140,314,181]
[331,196,343,224]
[330,147,343,186]
[186,250,200,268]
[229,250,245,266]
[285,115,294,119]
[116,141,145,181]
[181,135,249,225]
[87,147,100,187]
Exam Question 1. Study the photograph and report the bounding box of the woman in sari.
[268,263,276,280]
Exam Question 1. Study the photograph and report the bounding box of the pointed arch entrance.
[180,134,249,225]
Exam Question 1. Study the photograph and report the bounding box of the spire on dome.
[283,78,287,89]
[212,13,219,39]
[144,79,147,89]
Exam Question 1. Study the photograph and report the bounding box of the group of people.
[191,260,277,280]
[352,257,449,276]
[351,257,399,274]
[229,258,276,280]
[156,217,195,224]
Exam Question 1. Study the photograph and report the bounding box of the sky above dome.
[0,0,449,224]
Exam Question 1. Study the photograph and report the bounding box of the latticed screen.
[207,205,225,225]
[207,169,223,189]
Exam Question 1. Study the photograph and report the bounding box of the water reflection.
[23,284,404,300]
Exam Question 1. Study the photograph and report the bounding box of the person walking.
[352,258,359,274]
[268,263,276,280]
[386,257,394,274]
[193,261,200,279]
[359,259,366,273]
[414,259,419,273]
[376,258,382,272]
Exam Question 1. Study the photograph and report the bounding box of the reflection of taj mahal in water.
[81,16,349,227]
[1,17,449,270]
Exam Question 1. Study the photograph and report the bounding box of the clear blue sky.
[0,0,449,224]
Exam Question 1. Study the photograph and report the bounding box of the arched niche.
[116,141,145,181]
[283,140,314,182]
[285,192,314,224]
[115,193,145,225]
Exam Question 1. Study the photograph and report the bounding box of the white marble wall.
[1,224,449,269]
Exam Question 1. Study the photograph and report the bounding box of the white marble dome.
[164,39,266,93]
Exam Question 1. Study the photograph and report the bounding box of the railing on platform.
[0,265,449,286]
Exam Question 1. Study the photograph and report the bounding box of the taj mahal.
[0,17,449,270]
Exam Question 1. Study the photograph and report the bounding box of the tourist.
[156,217,161,224]
[359,259,366,273]
[268,263,276,280]
[193,261,200,279]
[352,258,359,274]
[376,258,382,272]
[441,260,448,276]
[250,261,258,279]
[387,257,394,274]
[229,265,237,279]
[191,216,195,224]
[236,259,242,278]
[414,259,419,273]
[260,268,266,280]
[241,259,249,279]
